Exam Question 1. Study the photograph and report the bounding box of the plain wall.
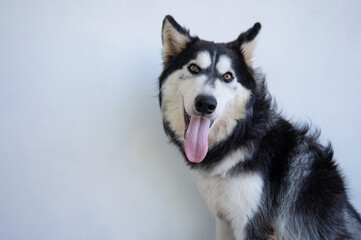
[0,0,360,239]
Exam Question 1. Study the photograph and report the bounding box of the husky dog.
[158,15,361,240]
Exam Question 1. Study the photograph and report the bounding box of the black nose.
[195,95,217,114]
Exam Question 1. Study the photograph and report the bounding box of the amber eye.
[223,72,233,82]
[188,64,200,74]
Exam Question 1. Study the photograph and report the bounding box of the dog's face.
[159,16,261,163]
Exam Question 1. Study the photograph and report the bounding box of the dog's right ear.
[162,15,191,63]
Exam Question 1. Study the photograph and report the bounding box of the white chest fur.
[197,173,264,240]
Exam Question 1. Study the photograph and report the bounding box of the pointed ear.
[230,22,261,67]
[162,15,191,63]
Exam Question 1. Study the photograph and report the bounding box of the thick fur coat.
[158,15,361,240]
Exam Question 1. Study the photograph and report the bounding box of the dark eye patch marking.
[202,52,236,87]
[178,49,237,88]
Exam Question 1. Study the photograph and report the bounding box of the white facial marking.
[207,82,251,148]
[161,70,186,143]
[216,55,232,74]
[179,74,208,117]
[197,173,264,239]
[195,51,212,69]
[161,52,251,147]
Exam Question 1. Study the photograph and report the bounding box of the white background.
[0,0,360,239]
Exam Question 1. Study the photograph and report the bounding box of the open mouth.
[183,108,214,163]
[183,109,214,137]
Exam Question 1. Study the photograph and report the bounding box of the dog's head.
[159,15,261,164]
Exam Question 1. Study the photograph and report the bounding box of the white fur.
[197,173,264,240]
[161,52,251,148]
[196,51,212,69]
[161,70,186,143]
[179,74,208,117]
[216,55,233,74]
[209,146,249,177]
[207,81,250,148]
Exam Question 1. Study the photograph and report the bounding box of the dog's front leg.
[216,217,235,240]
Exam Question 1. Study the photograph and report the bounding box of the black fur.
[158,16,361,239]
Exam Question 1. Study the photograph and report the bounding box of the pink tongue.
[185,116,210,163]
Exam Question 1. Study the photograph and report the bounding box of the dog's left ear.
[229,22,261,67]
[162,15,191,63]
